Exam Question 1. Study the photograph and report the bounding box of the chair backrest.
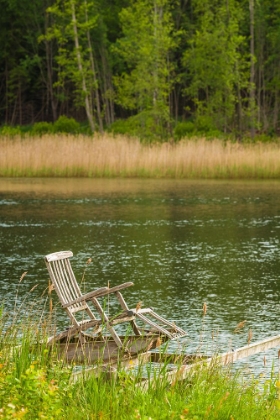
[45,250,91,324]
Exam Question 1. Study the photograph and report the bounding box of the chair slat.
[54,260,74,305]
[70,304,88,313]
[45,251,73,262]
[59,260,79,306]
[65,259,82,298]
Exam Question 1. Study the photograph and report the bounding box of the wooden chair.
[45,251,187,348]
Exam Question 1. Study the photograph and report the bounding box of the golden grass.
[1,134,280,178]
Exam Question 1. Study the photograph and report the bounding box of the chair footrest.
[109,310,135,325]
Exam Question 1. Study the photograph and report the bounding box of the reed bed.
[1,134,280,179]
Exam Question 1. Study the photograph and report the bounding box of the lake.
[1,177,280,376]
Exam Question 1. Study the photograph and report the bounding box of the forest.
[0,0,279,141]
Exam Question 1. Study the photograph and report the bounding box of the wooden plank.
[163,333,280,384]
[100,282,134,295]
[218,334,280,365]
[45,251,73,262]
[148,352,207,365]
[47,321,104,344]
[132,308,153,315]
[148,310,187,337]
[57,334,165,365]
[68,332,280,385]
[136,313,174,339]
[62,287,109,308]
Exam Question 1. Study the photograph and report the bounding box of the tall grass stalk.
[1,134,280,179]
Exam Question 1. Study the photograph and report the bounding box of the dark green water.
[1,178,280,374]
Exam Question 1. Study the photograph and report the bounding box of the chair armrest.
[62,287,109,308]
[95,282,134,297]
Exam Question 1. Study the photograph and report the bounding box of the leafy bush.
[78,121,92,135]
[195,115,216,133]
[255,133,276,143]
[0,361,68,419]
[174,121,195,140]
[53,115,80,134]
[109,111,170,142]
[0,125,22,137]
[31,121,54,136]
[204,129,223,139]
[108,119,132,136]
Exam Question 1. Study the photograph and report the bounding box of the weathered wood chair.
[45,251,186,348]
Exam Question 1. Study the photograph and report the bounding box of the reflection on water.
[1,177,280,376]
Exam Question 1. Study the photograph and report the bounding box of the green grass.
[0,303,280,419]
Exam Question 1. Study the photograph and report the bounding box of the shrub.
[204,129,223,139]
[31,121,54,136]
[195,115,216,133]
[0,361,68,419]
[0,125,22,137]
[79,121,92,135]
[53,116,80,134]
[109,119,133,136]
[109,111,170,142]
[174,121,195,140]
[255,133,276,143]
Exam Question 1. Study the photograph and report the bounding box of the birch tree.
[184,0,248,135]
[45,0,103,132]
[113,0,177,139]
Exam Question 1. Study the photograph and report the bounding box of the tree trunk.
[100,45,114,125]
[84,1,103,133]
[71,0,95,132]
[5,62,9,124]
[46,40,57,120]
[249,0,255,139]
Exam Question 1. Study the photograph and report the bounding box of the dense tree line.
[0,0,279,140]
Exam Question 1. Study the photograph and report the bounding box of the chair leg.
[115,291,141,336]
[91,297,124,348]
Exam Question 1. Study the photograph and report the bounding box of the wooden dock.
[71,333,280,384]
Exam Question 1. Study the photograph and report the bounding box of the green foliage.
[0,362,68,419]
[183,0,249,134]
[0,120,90,137]
[109,111,171,142]
[109,119,133,136]
[113,0,177,140]
[0,125,22,137]
[44,0,102,132]
[53,116,80,134]
[174,121,195,140]
[3,0,280,139]
[174,118,224,140]
[31,122,54,136]
[78,121,93,135]
[194,115,216,133]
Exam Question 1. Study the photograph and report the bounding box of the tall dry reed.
[1,134,280,178]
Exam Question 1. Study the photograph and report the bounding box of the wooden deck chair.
[45,251,187,348]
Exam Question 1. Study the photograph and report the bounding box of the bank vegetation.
[1,134,280,179]
[0,305,280,420]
